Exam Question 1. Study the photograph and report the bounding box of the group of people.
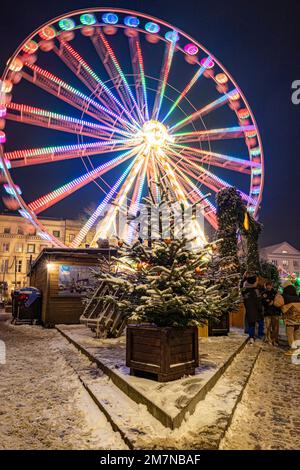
[241,273,300,354]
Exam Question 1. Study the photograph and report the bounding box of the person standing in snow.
[261,281,281,345]
[242,274,261,344]
[281,281,300,355]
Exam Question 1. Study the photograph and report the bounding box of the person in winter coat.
[241,272,264,338]
[261,281,281,346]
[282,281,300,304]
[241,271,250,334]
[282,281,300,355]
[242,275,261,344]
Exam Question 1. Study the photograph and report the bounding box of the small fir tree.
[91,237,238,328]
[260,259,281,289]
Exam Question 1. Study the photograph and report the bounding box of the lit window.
[17,260,22,273]
[2,243,10,252]
[1,259,9,272]
[282,259,289,268]
[15,243,23,253]
[271,259,278,266]
[69,233,75,242]
[27,244,35,254]
[282,250,287,253]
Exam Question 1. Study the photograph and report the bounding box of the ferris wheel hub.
[141,120,172,149]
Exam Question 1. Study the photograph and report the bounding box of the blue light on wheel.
[124,16,140,28]
[102,13,119,25]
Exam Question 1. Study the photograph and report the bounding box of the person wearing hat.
[282,281,300,355]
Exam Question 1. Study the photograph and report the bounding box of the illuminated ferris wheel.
[0,8,264,247]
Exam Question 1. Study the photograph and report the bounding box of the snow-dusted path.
[0,319,127,450]
[220,345,300,450]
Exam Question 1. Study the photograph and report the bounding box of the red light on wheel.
[23,40,38,54]
[238,108,250,120]
[246,130,257,138]
[39,25,56,40]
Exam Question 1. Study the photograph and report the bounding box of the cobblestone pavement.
[220,344,300,450]
[0,320,127,450]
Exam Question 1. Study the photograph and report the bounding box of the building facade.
[260,241,300,277]
[0,213,95,296]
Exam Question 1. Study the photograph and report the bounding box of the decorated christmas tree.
[91,237,238,328]
[216,187,262,275]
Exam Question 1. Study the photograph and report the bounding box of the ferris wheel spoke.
[89,152,145,246]
[177,176,218,229]
[155,151,186,203]
[5,139,137,168]
[151,158,170,197]
[27,148,138,215]
[124,153,149,242]
[128,34,149,121]
[173,125,257,144]
[164,155,218,229]
[155,152,207,242]
[165,150,216,212]
[22,63,136,133]
[167,147,256,205]
[162,61,208,123]
[54,40,139,128]
[170,89,238,133]
[90,27,144,123]
[93,154,145,243]
[169,143,260,174]
[71,152,144,248]
[6,102,132,140]
[152,36,177,121]
[146,153,161,204]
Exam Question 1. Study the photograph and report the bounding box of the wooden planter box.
[208,313,230,336]
[126,324,199,382]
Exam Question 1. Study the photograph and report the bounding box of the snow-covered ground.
[0,318,127,450]
[58,324,247,422]
[220,345,300,450]
[1,314,299,450]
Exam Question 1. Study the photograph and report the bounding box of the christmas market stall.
[29,247,115,327]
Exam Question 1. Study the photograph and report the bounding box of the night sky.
[1,0,299,249]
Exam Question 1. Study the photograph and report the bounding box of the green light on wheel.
[58,18,75,31]
[80,14,96,26]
